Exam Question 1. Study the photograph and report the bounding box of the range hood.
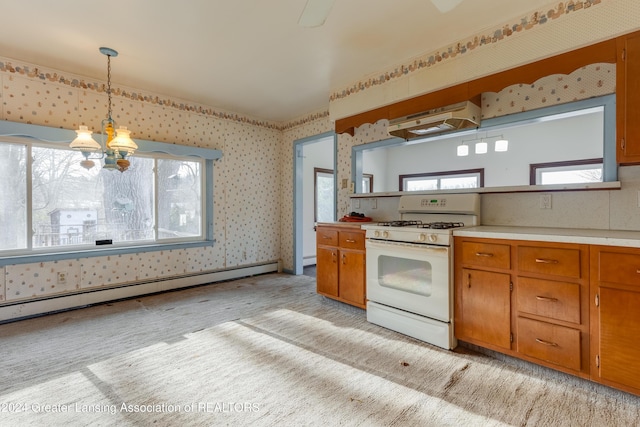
[388,101,481,140]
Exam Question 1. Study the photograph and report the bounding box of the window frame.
[399,168,484,191]
[530,158,604,185]
[352,94,617,194]
[0,120,222,266]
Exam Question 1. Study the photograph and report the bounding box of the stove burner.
[378,220,423,227]
[418,221,465,230]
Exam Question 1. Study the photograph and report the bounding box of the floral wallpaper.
[482,63,615,118]
[0,266,5,301]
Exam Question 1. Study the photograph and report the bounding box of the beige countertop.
[453,226,640,248]
[316,222,369,229]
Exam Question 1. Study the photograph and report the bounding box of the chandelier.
[70,47,137,172]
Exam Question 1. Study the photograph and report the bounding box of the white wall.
[302,136,334,264]
[362,147,390,193]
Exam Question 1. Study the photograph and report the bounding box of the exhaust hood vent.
[388,101,481,140]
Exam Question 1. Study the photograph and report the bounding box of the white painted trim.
[0,263,278,323]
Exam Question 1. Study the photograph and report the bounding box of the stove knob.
[428,234,438,243]
[383,231,389,239]
[374,230,380,238]
[418,233,427,242]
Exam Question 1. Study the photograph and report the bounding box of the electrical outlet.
[539,194,552,209]
[371,198,377,209]
[354,199,360,209]
[57,272,67,284]
[341,179,348,189]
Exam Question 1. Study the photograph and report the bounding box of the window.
[0,133,217,256]
[530,159,603,185]
[354,95,616,193]
[314,168,335,223]
[362,173,373,193]
[399,169,484,191]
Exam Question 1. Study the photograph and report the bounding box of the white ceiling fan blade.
[298,0,336,27]
[430,0,464,13]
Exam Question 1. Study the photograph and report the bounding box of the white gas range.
[362,193,481,350]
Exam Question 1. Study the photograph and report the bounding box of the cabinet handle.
[637,269,640,274]
[345,239,356,243]
[535,258,558,264]
[342,254,346,265]
[475,252,493,257]
[535,338,558,347]
[322,235,332,239]
[536,296,558,302]
[332,252,337,262]
[467,273,471,288]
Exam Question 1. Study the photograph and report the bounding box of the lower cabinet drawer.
[518,246,581,278]
[517,317,581,371]
[516,277,581,324]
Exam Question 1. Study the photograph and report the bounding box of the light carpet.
[1,273,639,426]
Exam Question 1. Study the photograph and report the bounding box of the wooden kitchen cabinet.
[454,237,590,378]
[316,224,366,309]
[457,267,512,350]
[455,238,513,352]
[617,31,640,164]
[515,242,589,377]
[590,245,640,395]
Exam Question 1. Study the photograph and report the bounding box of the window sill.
[0,240,215,267]
[351,181,622,198]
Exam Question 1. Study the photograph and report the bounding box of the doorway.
[293,132,336,275]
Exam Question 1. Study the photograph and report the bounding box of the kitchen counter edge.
[316,222,369,229]
[453,226,640,248]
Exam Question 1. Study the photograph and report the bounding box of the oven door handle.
[366,239,449,254]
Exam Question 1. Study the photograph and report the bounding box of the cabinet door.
[618,32,640,163]
[457,268,512,350]
[339,250,365,305]
[316,247,338,297]
[594,285,640,390]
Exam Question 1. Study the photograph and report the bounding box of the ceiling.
[0,0,555,123]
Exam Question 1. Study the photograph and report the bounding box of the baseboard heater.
[0,262,279,323]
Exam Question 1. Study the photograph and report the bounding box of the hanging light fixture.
[475,140,488,154]
[495,138,509,152]
[70,47,137,172]
[456,143,469,156]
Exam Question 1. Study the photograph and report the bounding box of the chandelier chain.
[106,54,112,120]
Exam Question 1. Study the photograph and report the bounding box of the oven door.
[366,239,451,322]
